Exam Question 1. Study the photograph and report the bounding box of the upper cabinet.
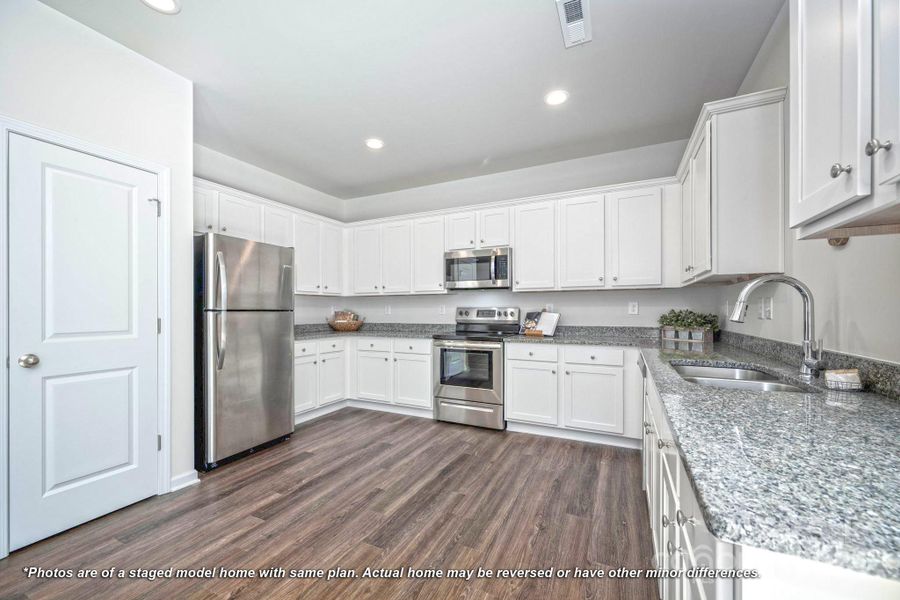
[294,214,321,293]
[193,187,219,233]
[321,224,343,296]
[381,221,412,294]
[352,225,383,294]
[514,202,557,290]
[678,89,786,283]
[218,192,263,241]
[606,187,662,287]
[445,208,510,250]
[558,195,605,289]
[263,205,293,247]
[412,217,446,293]
[791,0,900,237]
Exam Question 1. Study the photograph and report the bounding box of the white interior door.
[8,134,160,550]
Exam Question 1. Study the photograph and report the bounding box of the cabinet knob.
[480,239,484,243]
[470,240,474,244]
[657,439,672,450]
[221,226,227,232]
[207,225,212,230]
[394,358,397,362]
[515,281,520,285]
[865,138,893,156]
[676,509,696,527]
[384,357,388,362]
[612,276,618,281]
[313,360,317,364]
[438,282,443,288]
[321,358,326,363]
[381,285,385,289]
[830,163,852,178]
[642,421,650,427]
[409,346,413,350]
[590,355,595,360]
[301,347,306,352]
[565,370,570,375]
[374,285,378,289]
[324,285,328,289]
[662,515,675,528]
[370,343,374,347]
[551,370,556,375]
[666,541,683,557]
[332,343,336,348]
[528,352,533,356]
[316,285,320,288]
[599,276,604,281]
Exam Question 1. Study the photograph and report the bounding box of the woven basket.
[327,318,365,332]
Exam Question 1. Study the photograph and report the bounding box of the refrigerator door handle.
[281,263,293,301]
[216,251,227,369]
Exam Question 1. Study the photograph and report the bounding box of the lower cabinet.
[318,350,345,406]
[562,363,624,434]
[505,360,559,424]
[357,349,392,403]
[393,352,432,408]
[293,354,318,413]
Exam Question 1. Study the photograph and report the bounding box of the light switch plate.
[628,301,639,315]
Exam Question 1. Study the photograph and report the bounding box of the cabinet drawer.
[393,338,432,355]
[294,341,318,356]
[319,338,346,353]
[357,337,391,352]
[563,346,623,366]
[505,343,558,362]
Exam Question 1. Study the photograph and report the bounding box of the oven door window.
[440,348,493,389]
[446,256,492,283]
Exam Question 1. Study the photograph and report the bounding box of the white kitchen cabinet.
[263,205,293,247]
[217,192,263,241]
[792,0,900,238]
[356,349,391,402]
[790,0,873,227]
[445,212,477,250]
[688,126,712,280]
[293,354,318,413]
[352,225,383,294]
[562,364,624,434]
[193,187,219,233]
[477,207,511,247]
[392,352,431,408]
[381,221,412,294]
[318,350,346,406]
[505,360,558,425]
[412,217,446,293]
[513,201,556,290]
[680,170,694,284]
[294,214,322,293]
[321,223,343,295]
[606,187,662,287]
[558,195,605,289]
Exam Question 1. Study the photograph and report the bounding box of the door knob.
[830,163,852,178]
[865,138,893,156]
[18,354,40,368]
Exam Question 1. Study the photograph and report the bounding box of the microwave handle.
[490,254,496,284]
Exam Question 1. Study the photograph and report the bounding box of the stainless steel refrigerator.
[194,233,294,471]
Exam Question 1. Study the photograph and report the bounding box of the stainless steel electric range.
[432,307,520,430]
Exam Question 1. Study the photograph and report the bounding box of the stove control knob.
[464,310,470,316]
[458,310,463,316]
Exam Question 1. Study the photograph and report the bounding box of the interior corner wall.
[194,144,347,220]
[721,1,900,364]
[0,0,196,478]
[343,139,688,221]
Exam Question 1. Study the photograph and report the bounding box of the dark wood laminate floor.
[0,408,659,600]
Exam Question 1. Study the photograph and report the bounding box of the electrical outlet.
[628,301,639,315]
[758,297,773,320]
[439,305,446,315]
[384,304,392,315]
[545,303,554,312]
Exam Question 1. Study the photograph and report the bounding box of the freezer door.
[205,310,294,463]
[201,233,294,310]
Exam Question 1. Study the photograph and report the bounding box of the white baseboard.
[347,399,433,419]
[506,421,641,449]
[170,470,200,492]
[295,401,348,425]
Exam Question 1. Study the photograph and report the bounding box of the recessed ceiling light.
[140,0,181,14]
[544,89,570,106]
[365,138,385,150]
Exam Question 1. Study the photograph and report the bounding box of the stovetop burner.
[433,306,521,341]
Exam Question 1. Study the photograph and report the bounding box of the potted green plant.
[658,309,719,351]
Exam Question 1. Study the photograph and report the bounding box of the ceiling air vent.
[556,0,592,48]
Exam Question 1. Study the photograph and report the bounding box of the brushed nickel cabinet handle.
[865,138,893,156]
[830,163,852,178]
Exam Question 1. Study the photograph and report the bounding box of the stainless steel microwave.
[444,247,511,289]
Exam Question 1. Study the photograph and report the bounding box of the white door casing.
[8,133,161,551]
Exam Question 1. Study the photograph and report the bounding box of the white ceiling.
[41,0,783,199]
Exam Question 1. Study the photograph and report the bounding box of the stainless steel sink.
[672,365,778,381]
[680,377,809,393]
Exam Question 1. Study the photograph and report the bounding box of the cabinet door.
[680,170,694,283]
[263,205,294,247]
[607,187,662,287]
[559,195,605,289]
[790,0,872,226]
[193,188,218,233]
[412,217,446,292]
[321,223,343,295]
[513,202,556,290]
[293,215,322,293]
[352,226,382,294]
[356,350,391,402]
[393,353,432,408]
[445,212,476,250]
[874,0,900,186]
[293,354,318,413]
[690,128,712,278]
[562,364,624,434]
[381,221,412,294]
[505,360,558,425]
[661,471,683,600]
[477,207,510,247]
[217,192,263,241]
[318,351,346,406]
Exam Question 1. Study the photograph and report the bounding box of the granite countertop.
[294,323,454,341]
[641,344,900,580]
[503,326,659,347]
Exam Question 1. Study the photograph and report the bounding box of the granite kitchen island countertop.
[641,344,900,580]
